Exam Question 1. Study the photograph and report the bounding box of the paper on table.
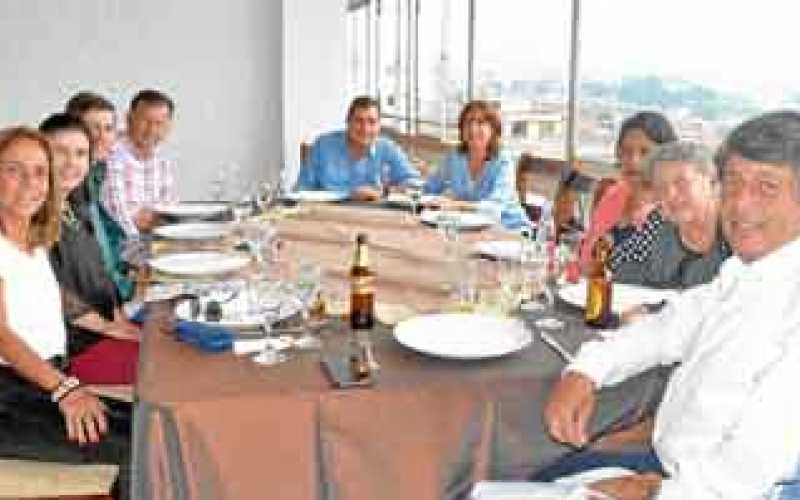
[470,467,633,500]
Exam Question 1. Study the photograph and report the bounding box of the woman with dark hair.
[64,91,133,301]
[40,113,140,385]
[424,100,524,228]
[580,111,677,266]
[0,126,130,498]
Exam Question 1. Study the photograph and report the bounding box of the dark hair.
[714,110,800,180]
[64,91,115,118]
[458,100,502,160]
[130,89,175,116]
[39,113,94,214]
[346,95,380,122]
[616,111,677,158]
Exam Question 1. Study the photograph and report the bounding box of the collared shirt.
[424,150,527,229]
[101,137,178,235]
[569,235,800,499]
[296,131,420,194]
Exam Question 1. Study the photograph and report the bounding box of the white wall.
[282,0,350,187]
[0,0,283,200]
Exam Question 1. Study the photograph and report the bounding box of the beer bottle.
[584,237,613,327]
[350,233,375,331]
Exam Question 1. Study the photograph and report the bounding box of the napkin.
[175,320,234,352]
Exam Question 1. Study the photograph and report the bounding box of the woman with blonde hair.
[0,127,130,498]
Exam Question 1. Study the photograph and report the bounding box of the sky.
[409,0,800,101]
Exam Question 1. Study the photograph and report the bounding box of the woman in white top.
[0,127,130,499]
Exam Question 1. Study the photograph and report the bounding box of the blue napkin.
[174,320,234,353]
[129,310,233,353]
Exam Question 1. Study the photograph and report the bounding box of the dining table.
[131,202,664,500]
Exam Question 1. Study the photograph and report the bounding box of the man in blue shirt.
[296,96,420,201]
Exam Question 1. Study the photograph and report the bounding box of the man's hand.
[351,186,382,202]
[543,371,597,447]
[58,387,108,445]
[134,208,158,232]
[590,473,662,500]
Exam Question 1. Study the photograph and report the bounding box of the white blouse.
[0,234,66,363]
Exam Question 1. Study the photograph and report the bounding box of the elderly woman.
[64,92,133,301]
[40,113,140,384]
[580,112,677,266]
[424,100,525,228]
[0,126,129,498]
[612,141,731,288]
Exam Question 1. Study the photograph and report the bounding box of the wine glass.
[406,178,424,216]
[532,241,565,331]
[292,260,323,350]
[253,284,290,366]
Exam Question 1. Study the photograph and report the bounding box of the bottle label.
[351,275,375,295]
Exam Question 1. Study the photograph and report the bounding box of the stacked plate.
[153,202,229,219]
[153,222,233,241]
[282,190,349,203]
[558,279,678,313]
[148,251,250,278]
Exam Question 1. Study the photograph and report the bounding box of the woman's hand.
[58,387,108,445]
[102,318,141,342]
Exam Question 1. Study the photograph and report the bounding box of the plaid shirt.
[101,137,178,235]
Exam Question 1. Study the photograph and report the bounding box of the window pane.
[379,0,410,132]
[474,0,572,159]
[346,7,369,96]
[579,0,800,165]
[417,0,469,141]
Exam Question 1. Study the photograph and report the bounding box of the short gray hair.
[714,110,800,180]
[641,141,715,184]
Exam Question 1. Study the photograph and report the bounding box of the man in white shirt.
[543,110,800,499]
[101,89,178,235]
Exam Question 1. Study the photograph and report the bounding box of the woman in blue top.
[424,100,525,228]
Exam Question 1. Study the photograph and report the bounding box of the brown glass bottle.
[584,237,613,327]
[350,233,375,331]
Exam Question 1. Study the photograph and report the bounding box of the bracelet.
[51,376,81,403]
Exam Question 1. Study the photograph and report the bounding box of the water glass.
[406,178,424,216]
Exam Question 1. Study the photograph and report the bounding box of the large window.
[474,0,571,159]
[417,0,469,142]
[348,0,800,169]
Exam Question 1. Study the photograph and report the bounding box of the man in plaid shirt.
[101,89,178,236]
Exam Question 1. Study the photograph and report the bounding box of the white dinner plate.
[152,202,230,218]
[472,240,524,261]
[558,279,678,313]
[148,251,250,277]
[174,285,301,330]
[393,313,532,359]
[419,210,495,230]
[153,222,233,241]
[384,192,438,207]
[282,190,349,203]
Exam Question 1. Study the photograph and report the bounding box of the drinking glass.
[406,178,424,216]
[533,242,565,331]
[254,285,290,366]
[292,260,323,350]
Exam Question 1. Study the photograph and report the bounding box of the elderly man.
[542,111,800,499]
[296,95,420,201]
[102,89,178,235]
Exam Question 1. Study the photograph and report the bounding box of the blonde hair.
[0,127,61,248]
